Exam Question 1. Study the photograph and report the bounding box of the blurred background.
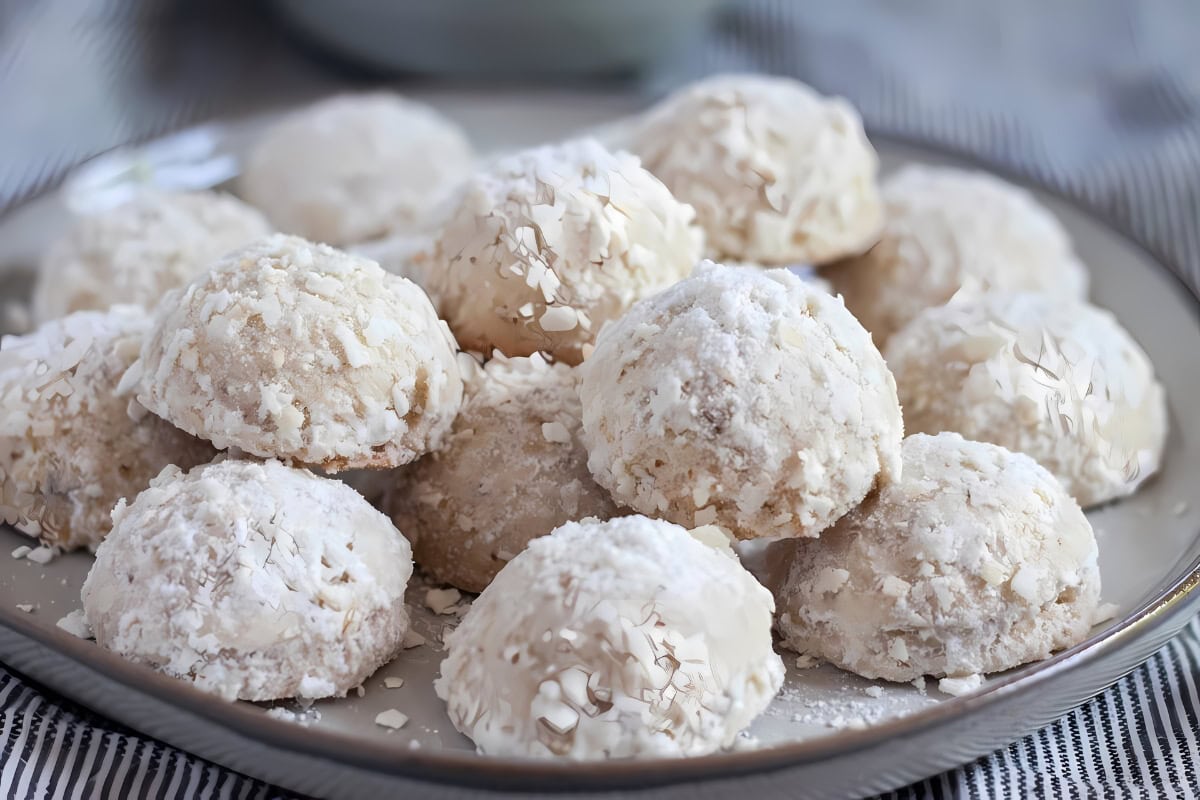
[2,0,1199,266]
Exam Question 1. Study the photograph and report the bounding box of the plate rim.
[0,124,1198,791]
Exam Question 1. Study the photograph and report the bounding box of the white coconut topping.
[823,165,1089,345]
[81,459,413,701]
[769,433,1101,682]
[418,138,703,365]
[0,307,214,550]
[350,232,438,296]
[131,234,463,470]
[375,709,410,730]
[239,92,473,245]
[32,191,271,323]
[386,353,623,592]
[578,262,903,540]
[624,74,882,265]
[886,292,1167,507]
[435,516,784,759]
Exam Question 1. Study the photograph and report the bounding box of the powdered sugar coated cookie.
[0,307,214,550]
[435,516,784,758]
[130,234,463,470]
[82,459,413,701]
[579,262,903,539]
[769,433,1101,683]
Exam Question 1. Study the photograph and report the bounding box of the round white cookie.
[386,353,623,593]
[578,262,903,540]
[0,308,215,550]
[435,515,784,759]
[82,459,413,701]
[130,234,463,470]
[624,74,882,265]
[823,165,1089,345]
[240,92,473,245]
[419,138,703,365]
[32,190,271,323]
[769,432,1101,683]
[886,292,1167,507]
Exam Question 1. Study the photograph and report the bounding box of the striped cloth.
[3,1,1200,797]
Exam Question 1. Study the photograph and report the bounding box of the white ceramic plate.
[0,92,1198,800]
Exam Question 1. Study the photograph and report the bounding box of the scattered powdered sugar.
[1093,603,1120,625]
[15,604,33,613]
[24,546,56,565]
[265,706,322,727]
[56,610,92,639]
[938,675,984,697]
[383,677,404,689]
[375,709,410,730]
[424,588,462,616]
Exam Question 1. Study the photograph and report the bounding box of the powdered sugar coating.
[885,292,1167,507]
[625,74,882,265]
[823,165,1089,345]
[130,234,463,470]
[0,308,214,550]
[578,262,903,540]
[420,138,703,365]
[240,92,473,245]
[32,191,271,323]
[769,433,1101,682]
[82,459,413,701]
[435,516,784,759]
[351,232,437,294]
[386,353,622,593]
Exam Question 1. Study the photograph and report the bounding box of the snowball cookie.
[386,353,623,593]
[130,234,463,470]
[624,74,882,265]
[420,138,703,365]
[725,262,834,295]
[32,190,271,323]
[579,262,903,540]
[82,459,413,701]
[823,165,1089,345]
[769,432,1101,683]
[885,292,1167,507]
[436,516,784,759]
[351,232,435,293]
[239,92,473,245]
[0,307,215,550]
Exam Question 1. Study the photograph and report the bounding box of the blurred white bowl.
[272,0,726,77]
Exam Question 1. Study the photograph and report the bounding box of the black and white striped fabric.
[3,1,1200,798]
